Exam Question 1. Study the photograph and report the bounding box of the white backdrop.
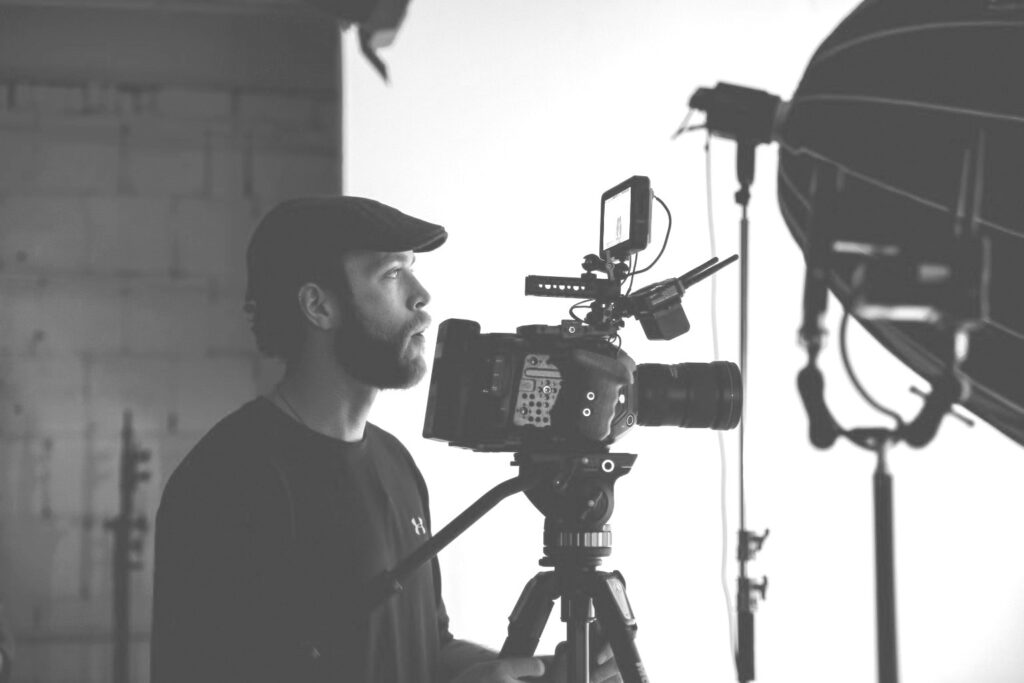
[342,2,1024,681]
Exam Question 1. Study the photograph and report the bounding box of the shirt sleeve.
[150,454,293,683]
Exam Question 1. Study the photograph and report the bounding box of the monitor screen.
[602,186,632,253]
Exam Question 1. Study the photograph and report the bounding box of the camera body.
[422,317,743,452]
[423,319,638,452]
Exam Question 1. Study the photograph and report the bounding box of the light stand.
[104,412,151,683]
[689,83,782,683]
[871,434,899,683]
[731,141,769,683]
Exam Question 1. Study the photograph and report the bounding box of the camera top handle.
[525,254,739,342]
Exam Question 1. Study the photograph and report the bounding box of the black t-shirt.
[151,397,453,683]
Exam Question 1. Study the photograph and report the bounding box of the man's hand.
[539,641,623,683]
[449,656,547,683]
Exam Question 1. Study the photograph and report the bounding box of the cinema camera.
[423,175,743,454]
[415,176,744,683]
[367,177,746,683]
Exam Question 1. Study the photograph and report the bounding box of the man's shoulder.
[160,398,283,509]
[365,422,422,475]
[365,421,410,454]
[154,398,293,564]
[180,398,272,466]
[365,422,430,499]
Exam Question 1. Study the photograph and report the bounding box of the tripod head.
[514,452,636,568]
[505,452,649,683]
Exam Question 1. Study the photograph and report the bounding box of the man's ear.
[296,282,339,331]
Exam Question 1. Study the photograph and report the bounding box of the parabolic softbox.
[777,0,1024,446]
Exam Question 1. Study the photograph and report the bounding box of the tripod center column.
[562,587,595,683]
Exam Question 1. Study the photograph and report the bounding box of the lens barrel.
[635,361,742,429]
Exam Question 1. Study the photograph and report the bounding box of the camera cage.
[422,176,742,455]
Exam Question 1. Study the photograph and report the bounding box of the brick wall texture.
[0,49,339,683]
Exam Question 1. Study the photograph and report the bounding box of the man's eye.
[385,266,414,279]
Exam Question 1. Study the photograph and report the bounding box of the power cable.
[839,307,904,427]
[704,132,738,656]
[631,197,674,277]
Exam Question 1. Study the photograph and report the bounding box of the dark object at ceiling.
[777,0,1024,446]
[305,0,413,80]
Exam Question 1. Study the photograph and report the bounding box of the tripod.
[499,452,649,683]
[363,451,650,683]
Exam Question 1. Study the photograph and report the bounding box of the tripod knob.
[549,528,613,550]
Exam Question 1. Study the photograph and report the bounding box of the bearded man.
[150,196,621,683]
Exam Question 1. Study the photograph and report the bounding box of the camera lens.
[635,361,742,429]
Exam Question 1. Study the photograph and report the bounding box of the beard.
[332,300,429,390]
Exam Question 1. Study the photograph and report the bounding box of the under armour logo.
[411,517,427,536]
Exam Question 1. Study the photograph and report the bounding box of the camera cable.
[624,255,638,295]
[630,197,673,278]
[569,299,593,323]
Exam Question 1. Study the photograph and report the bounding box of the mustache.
[404,313,432,336]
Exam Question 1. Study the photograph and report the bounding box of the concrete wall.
[0,4,340,681]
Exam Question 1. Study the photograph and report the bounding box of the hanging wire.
[612,333,623,355]
[624,254,638,295]
[678,111,738,655]
[569,299,593,323]
[703,133,738,655]
[839,306,904,427]
[631,196,674,277]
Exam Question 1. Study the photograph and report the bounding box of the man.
[151,196,621,683]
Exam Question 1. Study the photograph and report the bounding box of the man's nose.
[410,275,431,310]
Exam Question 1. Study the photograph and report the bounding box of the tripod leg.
[501,572,558,657]
[563,589,593,683]
[591,571,649,683]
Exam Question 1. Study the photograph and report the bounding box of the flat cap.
[245,195,447,304]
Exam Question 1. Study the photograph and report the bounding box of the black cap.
[245,195,447,305]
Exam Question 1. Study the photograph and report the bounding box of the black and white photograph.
[0,1,1022,682]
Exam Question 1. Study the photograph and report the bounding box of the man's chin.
[378,357,427,391]
[402,358,428,389]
